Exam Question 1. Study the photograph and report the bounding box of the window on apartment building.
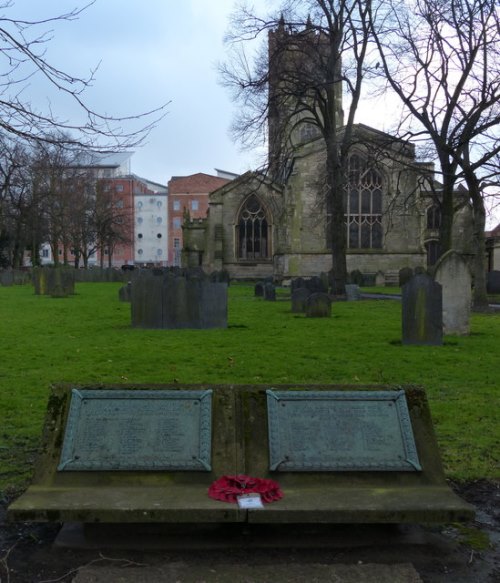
[191,200,199,211]
[173,218,181,229]
[137,217,143,224]
[157,200,162,208]
[173,200,180,211]
[157,249,162,256]
[156,217,162,224]
[138,249,143,255]
[137,201,143,209]
[115,184,124,192]
[115,199,124,209]
[157,233,162,238]
[138,233,143,239]
[42,249,49,258]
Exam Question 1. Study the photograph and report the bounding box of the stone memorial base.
[8,384,473,527]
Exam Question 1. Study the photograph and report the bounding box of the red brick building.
[167,173,231,266]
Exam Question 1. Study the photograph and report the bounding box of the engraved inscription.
[267,390,421,472]
[58,389,212,471]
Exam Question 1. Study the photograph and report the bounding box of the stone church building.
[183,24,472,283]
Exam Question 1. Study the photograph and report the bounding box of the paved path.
[73,562,422,582]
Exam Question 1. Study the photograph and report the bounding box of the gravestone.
[33,267,75,297]
[345,284,361,301]
[131,271,227,329]
[305,292,331,317]
[263,282,276,301]
[434,250,471,335]
[0,271,14,286]
[375,271,385,287]
[486,270,500,294]
[291,277,305,293]
[254,282,265,297]
[118,281,132,302]
[399,267,413,288]
[319,272,329,294]
[210,269,230,285]
[402,273,442,345]
[291,287,311,313]
[350,269,364,286]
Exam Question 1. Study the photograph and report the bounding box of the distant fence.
[0,268,129,286]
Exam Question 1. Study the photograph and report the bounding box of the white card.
[237,493,264,509]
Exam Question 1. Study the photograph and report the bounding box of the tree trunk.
[326,143,347,295]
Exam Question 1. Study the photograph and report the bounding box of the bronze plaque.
[58,389,212,471]
[266,390,421,472]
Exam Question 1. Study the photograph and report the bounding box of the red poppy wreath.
[208,474,283,504]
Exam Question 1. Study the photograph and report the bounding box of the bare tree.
[0,1,167,150]
[370,0,500,309]
[221,0,377,294]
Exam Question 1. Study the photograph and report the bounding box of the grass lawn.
[0,282,498,492]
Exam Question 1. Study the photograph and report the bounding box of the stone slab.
[266,390,421,472]
[59,389,212,471]
[73,563,422,582]
[7,384,474,525]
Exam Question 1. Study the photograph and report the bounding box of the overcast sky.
[10,0,400,186]
[9,0,272,185]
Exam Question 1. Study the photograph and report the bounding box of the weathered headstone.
[118,281,132,303]
[0,271,14,286]
[254,281,265,297]
[434,250,471,335]
[305,292,331,317]
[291,277,305,292]
[350,269,364,286]
[131,271,228,329]
[33,267,75,297]
[399,267,414,288]
[263,282,276,301]
[402,273,442,345]
[375,271,385,287]
[345,284,361,301]
[486,270,500,294]
[291,287,311,313]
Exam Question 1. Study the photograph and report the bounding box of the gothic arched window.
[426,205,441,229]
[345,154,383,249]
[236,195,270,260]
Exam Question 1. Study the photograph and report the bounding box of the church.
[182,23,472,283]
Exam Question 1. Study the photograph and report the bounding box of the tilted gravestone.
[131,270,227,329]
[118,282,132,303]
[345,284,361,301]
[305,292,331,318]
[399,267,414,288]
[486,270,500,294]
[291,287,311,313]
[402,273,442,345]
[263,282,276,301]
[434,250,471,335]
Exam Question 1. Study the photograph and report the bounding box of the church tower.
[267,16,344,179]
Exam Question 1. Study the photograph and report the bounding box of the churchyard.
[0,280,498,495]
